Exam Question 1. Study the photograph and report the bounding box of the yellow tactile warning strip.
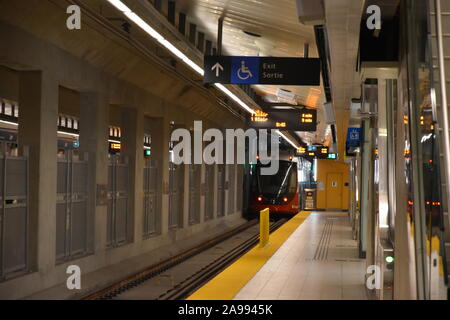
[187,211,311,300]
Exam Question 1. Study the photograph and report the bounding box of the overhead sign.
[346,128,361,147]
[296,146,335,159]
[248,109,317,131]
[204,56,321,85]
[346,127,362,157]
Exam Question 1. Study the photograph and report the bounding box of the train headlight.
[257,196,263,202]
[283,197,288,202]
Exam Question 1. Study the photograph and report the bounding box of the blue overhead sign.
[231,57,260,84]
[347,128,361,145]
[204,56,321,86]
[346,128,361,157]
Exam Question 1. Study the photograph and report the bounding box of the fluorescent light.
[0,120,18,127]
[313,158,318,181]
[58,131,80,138]
[276,130,299,149]
[107,0,132,12]
[124,12,165,42]
[106,0,254,114]
[214,84,255,114]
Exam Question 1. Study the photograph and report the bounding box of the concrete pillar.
[18,71,58,271]
[79,92,109,252]
[149,117,169,234]
[121,107,144,243]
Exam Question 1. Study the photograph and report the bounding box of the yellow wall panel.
[316,160,349,210]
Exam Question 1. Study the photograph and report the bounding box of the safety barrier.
[259,208,270,248]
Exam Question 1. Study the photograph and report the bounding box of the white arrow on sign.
[211,62,224,77]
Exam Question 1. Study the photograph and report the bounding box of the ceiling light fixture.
[106,1,297,148]
[276,130,299,149]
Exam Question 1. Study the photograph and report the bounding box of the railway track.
[83,218,287,300]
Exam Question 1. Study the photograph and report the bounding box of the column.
[79,92,109,252]
[121,107,144,243]
[149,117,169,235]
[18,71,58,272]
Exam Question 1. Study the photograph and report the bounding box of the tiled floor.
[234,212,369,300]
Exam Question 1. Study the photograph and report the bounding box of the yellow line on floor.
[187,211,311,300]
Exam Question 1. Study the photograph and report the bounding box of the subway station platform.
[188,212,368,300]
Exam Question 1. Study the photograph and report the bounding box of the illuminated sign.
[248,109,317,131]
[301,113,314,124]
[296,146,336,160]
[328,153,337,159]
[250,110,269,122]
[204,56,321,85]
[110,143,121,150]
[317,147,329,159]
[297,146,307,155]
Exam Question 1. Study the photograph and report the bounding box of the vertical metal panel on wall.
[0,146,29,280]
[204,165,214,220]
[143,159,160,237]
[107,155,130,247]
[189,164,201,224]
[227,164,235,215]
[169,162,184,229]
[236,165,244,213]
[217,164,226,217]
[56,151,90,262]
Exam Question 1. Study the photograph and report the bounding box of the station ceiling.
[175,0,329,146]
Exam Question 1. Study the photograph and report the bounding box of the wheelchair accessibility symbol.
[237,61,253,80]
[231,57,259,84]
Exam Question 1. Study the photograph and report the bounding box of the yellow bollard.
[259,208,270,248]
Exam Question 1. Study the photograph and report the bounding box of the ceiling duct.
[323,102,336,124]
[296,0,326,25]
[276,88,297,104]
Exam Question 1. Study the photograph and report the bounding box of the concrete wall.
[0,14,246,299]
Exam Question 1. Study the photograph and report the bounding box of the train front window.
[255,161,297,197]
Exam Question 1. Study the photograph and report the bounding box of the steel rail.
[157,218,286,300]
[83,219,259,300]
[84,218,286,300]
